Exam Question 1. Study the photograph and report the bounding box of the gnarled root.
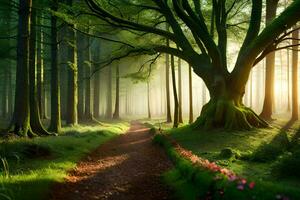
[192,100,268,130]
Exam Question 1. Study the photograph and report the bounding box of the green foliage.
[0,123,129,200]
[251,132,290,162]
[219,148,234,159]
[272,150,300,178]
[251,142,284,162]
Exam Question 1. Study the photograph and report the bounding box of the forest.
[0,0,300,199]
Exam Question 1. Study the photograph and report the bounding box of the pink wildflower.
[248,182,255,189]
[228,175,237,182]
[237,184,244,191]
[240,178,247,185]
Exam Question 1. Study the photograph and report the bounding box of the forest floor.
[50,121,175,200]
[147,117,300,199]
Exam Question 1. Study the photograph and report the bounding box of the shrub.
[251,142,283,162]
[251,132,290,162]
[272,150,300,178]
[220,148,234,159]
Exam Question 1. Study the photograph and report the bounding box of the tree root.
[192,100,269,130]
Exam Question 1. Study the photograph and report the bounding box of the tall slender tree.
[77,32,85,121]
[106,65,112,119]
[166,40,172,123]
[171,55,179,128]
[188,64,193,124]
[66,0,78,125]
[147,80,151,119]
[93,44,101,119]
[287,48,291,111]
[260,0,279,120]
[84,35,93,120]
[291,28,299,120]
[178,57,183,123]
[49,0,61,133]
[113,63,120,119]
[36,14,46,119]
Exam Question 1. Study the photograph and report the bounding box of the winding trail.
[50,121,174,200]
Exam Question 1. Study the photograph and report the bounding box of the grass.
[0,122,129,200]
[154,133,300,200]
[149,118,300,199]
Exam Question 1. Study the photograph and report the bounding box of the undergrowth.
[154,133,300,200]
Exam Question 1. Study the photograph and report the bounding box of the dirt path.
[50,121,175,200]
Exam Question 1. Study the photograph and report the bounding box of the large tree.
[9,0,32,136]
[85,0,300,130]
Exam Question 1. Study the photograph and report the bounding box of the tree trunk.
[84,36,93,120]
[188,65,193,124]
[193,76,268,130]
[2,66,8,118]
[178,57,183,123]
[7,55,13,119]
[37,14,46,119]
[249,71,253,108]
[10,0,32,137]
[29,9,50,136]
[147,81,151,119]
[287,48,291,111]
[77,33,85,121]
[49,0,61,133]
[59,25,68,121]
[166,42,172,123]
[171,55,179,128]
[65,0,78,125]
[106,66,112,119]
[291,28,299,120]
[260,0,279,120]
[113,63,120,119]
[93,45,101,119]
